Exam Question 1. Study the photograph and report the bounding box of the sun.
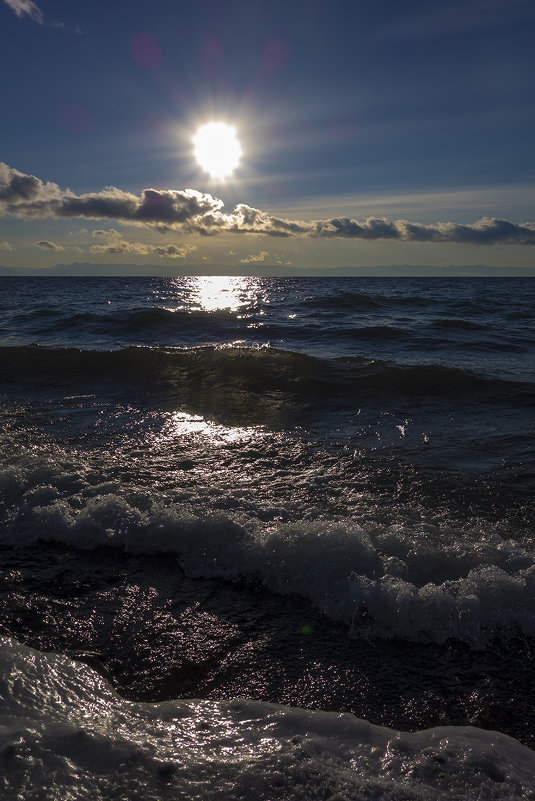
[193,122,242,180]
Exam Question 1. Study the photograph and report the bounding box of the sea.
[0,275,534,800]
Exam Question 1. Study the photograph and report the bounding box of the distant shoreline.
[1,263,535,277]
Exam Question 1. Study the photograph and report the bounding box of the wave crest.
[1,345,529,406]
[3,465,535,647]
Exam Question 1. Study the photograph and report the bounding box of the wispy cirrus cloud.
[2,163,535,246]
[2,0,78,30]
[3,0,44,24]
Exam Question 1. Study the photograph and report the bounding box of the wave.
[2,457,535,647]
[342,324,414,342]
[0,344,531,407]
[12,307,65,321]
[301,290,442,312]
[3,637,534,800]
[7,306,424,348]
[21,306,241,336]
[429,318,490,332]
[5,305,428,345]
[302,290,385,310]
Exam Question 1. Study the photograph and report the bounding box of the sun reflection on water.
[165,276,267,314]
[157,410,266,446]
[196,276,258,312]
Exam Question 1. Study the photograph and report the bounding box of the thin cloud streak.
[3,0,78,31]
[3,0,44,24]
[2,163,535,246]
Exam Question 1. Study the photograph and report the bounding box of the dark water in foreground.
[1,276,534,799]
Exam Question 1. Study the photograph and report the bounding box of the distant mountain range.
[0,262,534,277]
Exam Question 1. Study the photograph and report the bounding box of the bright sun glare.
[193,122,242,179]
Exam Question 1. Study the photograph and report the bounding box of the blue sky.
[1,0,535,272]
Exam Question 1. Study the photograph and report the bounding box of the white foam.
[1,637,533,800]
[2,457,535,646]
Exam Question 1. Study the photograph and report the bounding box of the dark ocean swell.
[1,344,532,411]
[301,290,433,311]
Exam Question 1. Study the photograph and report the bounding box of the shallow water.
[1,275,534,797]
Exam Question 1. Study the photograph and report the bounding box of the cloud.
[89,228,151,255]
[308,215,535,244]
[152,243,195,258]
[91,229,125,243]
[0,240,12,250]
[89,242,150,256]
[239,250,270,263]
[227,208,535,246]
[2,163,535,246]
[239,250,293,265]
[3,0,44,24]
[35,239,64,250]
[89,228,195,259]
[0,164,222,226]
[2,0,76,30]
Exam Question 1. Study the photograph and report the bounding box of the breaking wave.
[2,456,535,648]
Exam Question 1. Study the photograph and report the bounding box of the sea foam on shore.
[2,637,535,801]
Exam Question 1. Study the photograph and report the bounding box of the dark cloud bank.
[2,162,535,246]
